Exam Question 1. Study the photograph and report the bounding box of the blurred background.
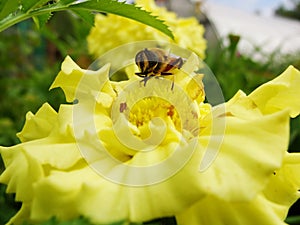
[0,0,299,224]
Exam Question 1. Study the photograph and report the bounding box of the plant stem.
[0,5,67,32]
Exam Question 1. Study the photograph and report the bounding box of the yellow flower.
[1,50,300,225]
[87,0,206,59]
[0,54,206,224]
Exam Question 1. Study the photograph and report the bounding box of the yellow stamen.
[128,97,181,138]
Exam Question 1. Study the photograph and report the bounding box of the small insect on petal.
[135,48,184,89]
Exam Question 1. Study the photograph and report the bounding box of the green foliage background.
[275,0,300,21]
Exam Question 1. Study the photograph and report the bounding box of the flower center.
[128,97,181,138]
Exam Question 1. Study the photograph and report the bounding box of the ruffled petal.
[249,65,300,117]
[264,153,300,210]
[196,109,289,201]
[6,204,31,225]
[176,194,289,225]
[17,103,57,142]
[0,146,44,202]
[50,56,114,103]
[176,153,300,225]
[0,105,83,203]
[0,137,82,198]
[29,162,205,224]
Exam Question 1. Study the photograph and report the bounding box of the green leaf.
[32,13,53,29]
[0,0,19,20]
[0,0,173,39]
[69,0,173,39]
[285,215,300,225]
[21,0,50,12]
[71,9,94,27]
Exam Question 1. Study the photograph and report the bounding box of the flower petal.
[6,204,31,225]
[0,146,43,202]
[29,163,205,224]
[176,194,289,225]
[50,56,113,103]
[249,65,300,117]
[176,153,300,225]
[197,109,289,201]
[264,153,300,208]
[17,103,57,142]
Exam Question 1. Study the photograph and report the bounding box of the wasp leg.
[171,75,174,90]
[141,76,153,87]
[135,72,147,78]
[160,72,173,76]
[136,72,149,87]
[160,73,174,90]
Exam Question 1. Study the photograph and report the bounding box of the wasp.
[135,48,184,89]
